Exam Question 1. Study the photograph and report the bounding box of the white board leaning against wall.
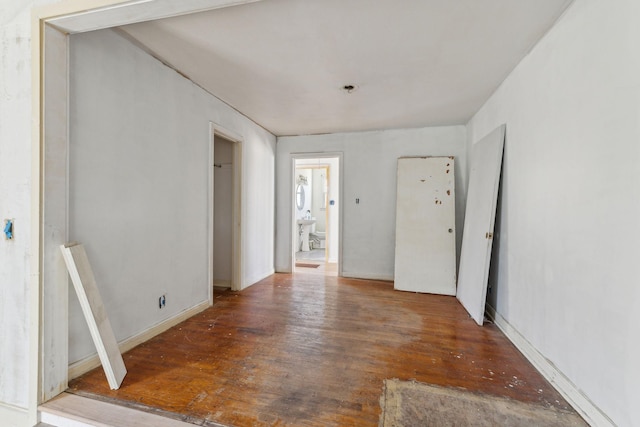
[394,157,456,295]
[456,125,506,325]
[60,243,127,389]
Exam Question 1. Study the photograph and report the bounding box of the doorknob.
[448,228,453,233]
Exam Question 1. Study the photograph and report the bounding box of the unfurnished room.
[1,0,639,426]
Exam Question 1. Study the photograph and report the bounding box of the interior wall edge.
[485,305,614,427]
[242,269,275,291]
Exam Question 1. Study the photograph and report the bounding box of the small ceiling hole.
[342,84,357,93]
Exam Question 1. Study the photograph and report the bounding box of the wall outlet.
[159,294,166,309]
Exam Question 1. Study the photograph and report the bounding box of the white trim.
[40,393,198,427]
[290,156,298,269]
[485,304,614,427]
[68,300,209,380]
[31,8,47,424]
[207,123,215,306]
[212,280,231,288]
[211,124,243,144]
[341,272,394,282]
[47,0,262,34]
[0,403,30,427]
[40,21,73,404]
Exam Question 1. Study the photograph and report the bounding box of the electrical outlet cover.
[4,219,13,240]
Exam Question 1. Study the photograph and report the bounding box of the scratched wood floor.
[68,273,577,426]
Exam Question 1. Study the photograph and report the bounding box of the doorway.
[292,157,340,276]
[213,135,234,290]
[35,2,252,422]
[209,124,243,296]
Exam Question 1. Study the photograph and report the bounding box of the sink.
[297,219,316,251]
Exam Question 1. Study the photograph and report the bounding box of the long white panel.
[456,125,505,325]
[60,243,126,389]
[41,23,70,403]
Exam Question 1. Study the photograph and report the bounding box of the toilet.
[309,222,326,249]
[309,230,326,249]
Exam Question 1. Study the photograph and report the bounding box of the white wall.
[276,126,466,279]
[468,1,640,425]
[68,29,276,363]
[0,2,38,412]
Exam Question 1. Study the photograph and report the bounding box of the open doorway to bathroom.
[293,157,340,276]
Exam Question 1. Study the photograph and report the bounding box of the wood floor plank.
[68,273,578,426]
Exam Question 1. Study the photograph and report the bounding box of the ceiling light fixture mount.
[342,84,358,94]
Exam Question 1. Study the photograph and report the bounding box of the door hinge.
[485,232,493,239]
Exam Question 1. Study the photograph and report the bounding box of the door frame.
[209,123,244,299]
[290,153,343,275]
[32,2,260,424]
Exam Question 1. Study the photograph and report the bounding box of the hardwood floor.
[68,273,576,426]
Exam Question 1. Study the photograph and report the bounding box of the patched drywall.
[68,29,276,363]
[276,126,467,279]
[468,1,640,425]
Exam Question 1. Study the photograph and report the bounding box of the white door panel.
[394,157,456,295]
[456,125,506,325]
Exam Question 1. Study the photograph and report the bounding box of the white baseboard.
[485,304,614,427]
[0,402,32,427]
[274,265,292,274]
[341,272,394,282]
[68,300,210,380]
[213,280,231,288]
